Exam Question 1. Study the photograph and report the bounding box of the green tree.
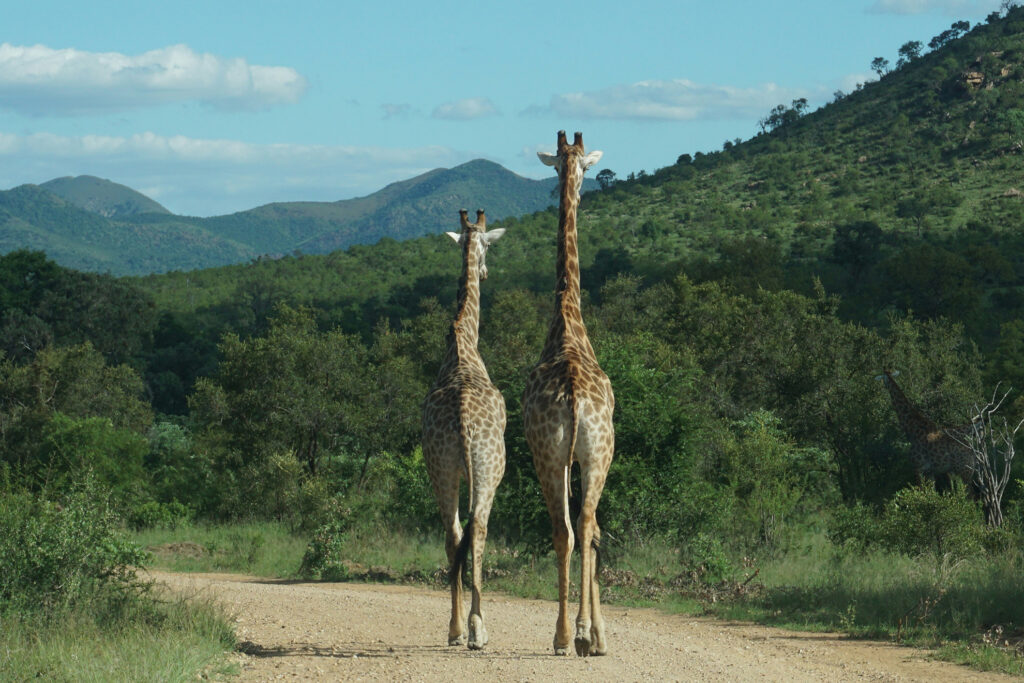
[897,40,923,67]
[871,56,891,77]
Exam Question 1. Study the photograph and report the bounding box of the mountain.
[0,160,589,275]
[0,184,255,274]
[40,175,171,217]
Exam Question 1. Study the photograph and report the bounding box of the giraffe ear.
[582,150,603,170]
[873,374,886,381]
[445,231,461,243]
[482,228,505,245]
[537,152,558,167]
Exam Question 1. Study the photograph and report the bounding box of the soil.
[151,571,1015,682]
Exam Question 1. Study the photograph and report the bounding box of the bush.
[880,483,986,559]
[128,500,194,530]
[829,483,988,560]
[0,477,147,613]
[299,522,351,581]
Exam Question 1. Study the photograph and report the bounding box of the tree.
[596,168,617,190]
[897,41,923,68]
[871,57,891,77]
[952,387,1021,527]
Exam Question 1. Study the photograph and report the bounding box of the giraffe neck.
[884,374,937,437]
[541,171,595,361]
[438,233,486,379]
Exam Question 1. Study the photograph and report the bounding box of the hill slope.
[40,175,171,217]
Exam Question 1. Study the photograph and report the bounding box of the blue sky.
[0,0,1006,216]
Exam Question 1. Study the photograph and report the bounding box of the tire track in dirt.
[152,571,1014,682]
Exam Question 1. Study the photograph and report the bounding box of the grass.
[133,521,309,577]
[0,587,237,682]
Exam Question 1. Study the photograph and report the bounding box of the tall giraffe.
[422,209,506,650]
[523,131,614,657]
[876,370,975,489]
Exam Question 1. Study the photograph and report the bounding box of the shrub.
[880,482,986,559]
[299,522,351,581]
[829,483,988,560]
[128,500,194,530]
[0,476,147,613]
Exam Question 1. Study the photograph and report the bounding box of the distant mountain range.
[0,160,592,275]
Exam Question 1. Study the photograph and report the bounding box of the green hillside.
[41,175,171,217]
[0,184,257,274]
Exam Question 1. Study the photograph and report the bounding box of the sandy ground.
[151,571,1015,682]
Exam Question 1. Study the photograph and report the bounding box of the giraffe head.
[873,369,901,385]
[446,209,505,280]
[537,130,603,200]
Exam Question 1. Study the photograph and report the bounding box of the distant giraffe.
[876,370,975,489]
[523,131,614,657]
[422,209,506,650]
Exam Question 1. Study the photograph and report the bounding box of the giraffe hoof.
[448,634,467,646]
[574,636,591,657]
[553,646,570,656]
[468,616,488,650]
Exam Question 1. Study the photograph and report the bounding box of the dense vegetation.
[3,8,1024,675]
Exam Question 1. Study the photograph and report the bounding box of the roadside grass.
[0,482,238,682]
[0,594,238,683]
[133,521,308,577]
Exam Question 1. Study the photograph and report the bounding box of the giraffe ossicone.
[524,131,614,657]
[422,209,507,650]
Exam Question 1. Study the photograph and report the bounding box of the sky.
[0,0,1008,217]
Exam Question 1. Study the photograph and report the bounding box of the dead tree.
[951,385,1022,527]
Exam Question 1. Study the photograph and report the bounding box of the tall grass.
[133,521,308,577]
[0,594,237,682]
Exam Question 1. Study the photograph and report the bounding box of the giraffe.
[875,370,975,490]
[523,131,614,657]
[422,209,507,650]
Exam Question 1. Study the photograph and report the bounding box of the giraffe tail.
[449,515,474,585]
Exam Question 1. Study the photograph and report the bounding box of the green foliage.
[0,477,147,613]
[34,412,148,499]
[711,411,837,550]
[830,483,988,560]
[880,483,987,559]
[0,343,152,490]
[299,522,353,581]
[128,500,194,531]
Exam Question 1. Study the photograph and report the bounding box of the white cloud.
[0,131,461,216]
[528,80,807,121]
[431,97,499,120]
[0,43,307,115]
[866,0,1000,15]
[381,103,414,119]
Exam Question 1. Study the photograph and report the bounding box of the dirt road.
[153,571,1013,682]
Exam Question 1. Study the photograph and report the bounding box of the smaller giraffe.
[422,209,506,650]
[876,370,975,489]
